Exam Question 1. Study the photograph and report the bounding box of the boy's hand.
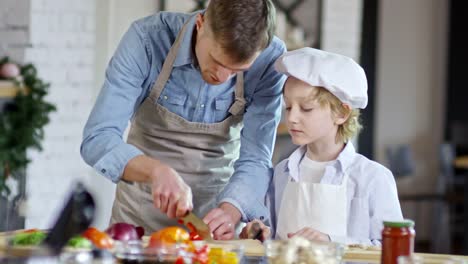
[288,227,330,242]
[239,219,271,242]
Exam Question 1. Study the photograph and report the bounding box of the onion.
[105,223,145,241]
[135,226,145,238]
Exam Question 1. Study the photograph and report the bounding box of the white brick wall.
[0,0,96,229]
[24,0,96,229]
[321,0,363,61]
[0,0,31,62]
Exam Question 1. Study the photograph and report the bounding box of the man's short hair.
[206,0,276,62]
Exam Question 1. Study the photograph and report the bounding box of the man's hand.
[123,155,193,218]
[203,202,241,240]
[150,163,193,218]
[288,227,330,242]
[239,219,270,242]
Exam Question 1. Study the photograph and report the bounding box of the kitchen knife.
[179,212,214,241]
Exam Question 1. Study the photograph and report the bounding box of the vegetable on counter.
[147,226,240,264]
[82,227,114,249]
[10,229,92,249]
[148,226,190,248]
[10,230,46,246]
[105,222,144,241]
[207,247,239,264]
[67,236,92,249]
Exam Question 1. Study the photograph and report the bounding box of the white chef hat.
[275,47,368,109]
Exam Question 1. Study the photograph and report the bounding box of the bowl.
[114,240,192,264]
[205,241,244,264]
[265,237,345,264]
[114,240,244,264]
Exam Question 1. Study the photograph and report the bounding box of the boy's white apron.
[276,174,348,239]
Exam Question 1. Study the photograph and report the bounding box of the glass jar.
[381,219,416,264]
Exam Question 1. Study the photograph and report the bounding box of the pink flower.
[0,63,21,78]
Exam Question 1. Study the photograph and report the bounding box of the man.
[81,0,286,240]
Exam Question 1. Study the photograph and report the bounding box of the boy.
[240,48,403,245]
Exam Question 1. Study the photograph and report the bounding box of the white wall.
[375,0,448,196]
[13,0,98,229]
[321,0,363,61]
[0,0,30,62]
[95,0,158,98]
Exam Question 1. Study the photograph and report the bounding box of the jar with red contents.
[381,219,416,264]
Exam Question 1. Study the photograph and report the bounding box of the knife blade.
[179,212,214,241]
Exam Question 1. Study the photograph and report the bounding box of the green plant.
[0,57,56,196]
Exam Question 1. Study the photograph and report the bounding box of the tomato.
[148,227,190,247]
[82,227,114,249]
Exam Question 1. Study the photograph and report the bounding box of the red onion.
[135,226,145,238]
[105,222,145,241]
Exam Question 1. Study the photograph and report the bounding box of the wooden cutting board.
[206,239,265,256]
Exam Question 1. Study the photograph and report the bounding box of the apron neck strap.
[149,16,246,116]
[229,72,245,116]
[149,18,192,101]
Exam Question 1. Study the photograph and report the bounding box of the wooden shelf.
[0,81,22,98]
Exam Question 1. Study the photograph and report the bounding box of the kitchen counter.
[2,232,468,263]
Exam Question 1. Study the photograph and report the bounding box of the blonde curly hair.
[311,87,363,143]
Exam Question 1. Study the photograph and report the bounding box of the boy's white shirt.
[267,142,403,246]
[299,156,328,182]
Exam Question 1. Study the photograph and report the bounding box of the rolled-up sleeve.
[218,41,287,222]
[81,23,150,182]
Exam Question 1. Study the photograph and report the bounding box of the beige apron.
[110,19,246,233]
[276,174,348,239]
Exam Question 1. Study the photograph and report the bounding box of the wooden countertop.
[2,232,468,263]
[454,156,468,170]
